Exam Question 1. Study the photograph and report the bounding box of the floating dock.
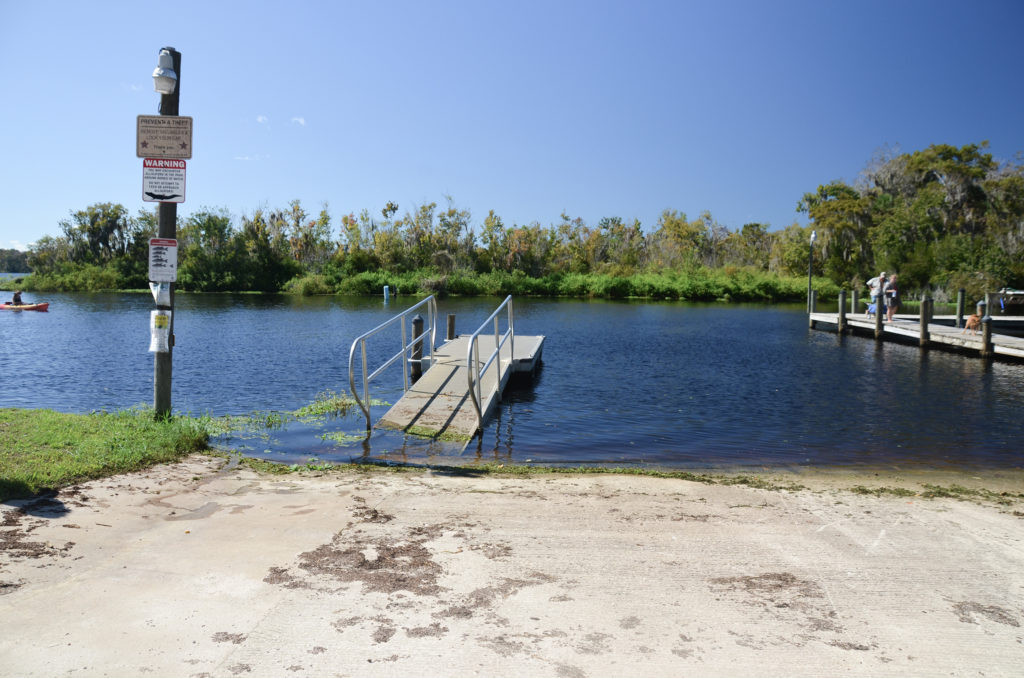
[348,295,544,444]
[377,333,544,440]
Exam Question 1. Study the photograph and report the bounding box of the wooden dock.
[376,333,545,440]
[809,312,1024,360]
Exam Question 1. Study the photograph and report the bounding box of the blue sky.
[1,0,1022,251]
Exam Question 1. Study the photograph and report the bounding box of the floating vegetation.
[293,390,356,419]
[320,431,366,445]
[211,390,376,434]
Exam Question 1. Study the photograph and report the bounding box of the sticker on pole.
[143,158,186,203]
[149,238,178,282]
[149,310,172,353]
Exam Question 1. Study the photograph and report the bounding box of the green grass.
[0,407,209,500]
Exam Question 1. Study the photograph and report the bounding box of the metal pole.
[807,239,813,313]
[410,314,424,382]
[154,47,180,419]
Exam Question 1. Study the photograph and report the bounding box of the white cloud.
[290,117,306,126]
[256,115,269,124]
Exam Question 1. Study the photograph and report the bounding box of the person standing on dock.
[884,274,899,322]
[867,273,886,317]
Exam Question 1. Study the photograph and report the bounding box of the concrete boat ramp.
[349,295,544,443]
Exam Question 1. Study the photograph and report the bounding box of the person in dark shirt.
[884,275,899,322]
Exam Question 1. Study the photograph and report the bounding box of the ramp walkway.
[349,295,544,441]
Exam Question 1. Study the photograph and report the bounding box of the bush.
[283,273,334,296]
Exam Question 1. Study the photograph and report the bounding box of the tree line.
[0,248,30,273]
[10,142,1023,302]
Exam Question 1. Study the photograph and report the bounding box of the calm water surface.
[2,291,1022,470]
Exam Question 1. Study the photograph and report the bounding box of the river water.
[2,291,1022,470]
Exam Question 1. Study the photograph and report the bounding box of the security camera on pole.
[138,46,190,419]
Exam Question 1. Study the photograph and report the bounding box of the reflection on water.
[2,292,1023,470]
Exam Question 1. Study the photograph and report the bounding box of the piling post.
[919,298,931,347]
[808,291,818,328]
[851,289,859,315]
[981,314,993,357]
[447,314,456,341]
[986,291,996,315]
[410,314,424,382]
[837,289,847,333]
[874,297,884,339]
[956,289,965,328]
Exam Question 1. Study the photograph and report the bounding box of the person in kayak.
[11,290,24,305]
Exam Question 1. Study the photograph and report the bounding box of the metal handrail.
[348,296,437,430]
[466,295,515,431]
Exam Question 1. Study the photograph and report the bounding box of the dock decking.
[376,334,544,440]
[809,312,1024,359]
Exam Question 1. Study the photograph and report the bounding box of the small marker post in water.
[383,285,390,302]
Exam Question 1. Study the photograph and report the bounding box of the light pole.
[153,47,180,418]
[807,230,817,312]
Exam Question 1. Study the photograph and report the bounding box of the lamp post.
[807,230,817,312]
[153,47,180,418]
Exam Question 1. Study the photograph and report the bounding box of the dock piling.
[982,315,993,357]
[447,314,456,340]
[837,290,847,333]
[919,298,931,347]
[956,289,965,328]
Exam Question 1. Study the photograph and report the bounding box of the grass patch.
[0,407,209,500]
[919,484,1023,505]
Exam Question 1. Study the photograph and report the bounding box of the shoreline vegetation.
[3,406,1022,507]
[2,267,841,304]
[3,142,1022,304]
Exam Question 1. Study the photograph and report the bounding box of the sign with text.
[142,158,186,203]
[148,238,178,283]
[136,115,193,158]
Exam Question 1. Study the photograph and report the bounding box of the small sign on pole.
[149,238,178,282]
[137,115,193,158]
[142,158,186,203]
[149,309,172,353]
